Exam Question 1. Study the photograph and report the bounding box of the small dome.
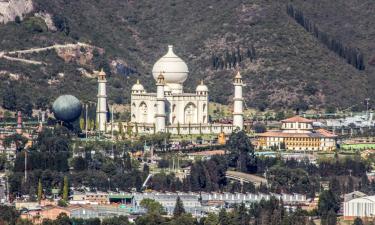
[132,80,145,91]
[152,45,189,84]
[196,80,208,92]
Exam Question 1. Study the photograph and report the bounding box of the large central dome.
[152,45,189,85]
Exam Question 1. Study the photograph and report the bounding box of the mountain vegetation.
[0,0,374,113]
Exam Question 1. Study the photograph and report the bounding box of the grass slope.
[0,0,373,112]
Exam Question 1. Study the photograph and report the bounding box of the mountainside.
[0,0,374,113]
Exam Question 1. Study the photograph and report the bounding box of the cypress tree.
[63,175,69,201]
[37,179,42,203]
[173,196,186,217]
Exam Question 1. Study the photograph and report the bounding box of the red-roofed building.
[256,116,337,151]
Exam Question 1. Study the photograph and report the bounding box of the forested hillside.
[0,0,374,112]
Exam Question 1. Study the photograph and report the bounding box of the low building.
[200,192,306,206]
[344,195,375,220]
[21,206,70,224]
[256,116,337,151]
[133,192,203,216]
[71,191,109,205]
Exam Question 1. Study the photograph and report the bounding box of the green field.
[341,143,375,150]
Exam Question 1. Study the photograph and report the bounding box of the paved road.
[226,170,267,186]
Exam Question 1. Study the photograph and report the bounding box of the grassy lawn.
[341,143,375,150]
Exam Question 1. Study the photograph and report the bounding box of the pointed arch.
[139,102,148,123]
[184,102,197,124]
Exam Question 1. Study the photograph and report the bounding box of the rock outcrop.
[0,0,33,24]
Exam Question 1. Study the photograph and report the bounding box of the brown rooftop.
[281,116,313,123]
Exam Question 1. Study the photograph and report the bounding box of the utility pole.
[85,104,88,140]
[24,150,27,182]
[111,105,114,158]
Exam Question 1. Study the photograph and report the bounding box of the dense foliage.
[0,0,374,111]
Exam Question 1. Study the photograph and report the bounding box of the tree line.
[286,4,365,71]
[211,45,256,70]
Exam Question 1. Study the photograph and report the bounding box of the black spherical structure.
[52,95,82,122]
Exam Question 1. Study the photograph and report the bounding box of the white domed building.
[125,45,244,134]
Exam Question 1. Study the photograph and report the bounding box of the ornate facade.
[106,45,244,135]
[256,116,337,151]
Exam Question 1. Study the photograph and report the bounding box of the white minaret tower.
[155,73,166,132]
[233,71,244,130]
[96,69,107,132]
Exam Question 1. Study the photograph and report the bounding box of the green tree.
[52,15,70,35]
[218,208,231,225]
[329,177,341,196]
[54,213,71,225]
[16,219,33,225]
[16,94,33,117]
[62,175,69,201]
[275,111,286,121]
[79,118,85,131]
[2,87,17,110]
[140,198,165,215]
[203,213,219,225]
[71,157,87,171]
[102,216,130,225]
[135,213,166,225]
[35,96,49,111]
[253,122,266,133]
[173,196,185,217]
[0,205,20,225]
[38,179,42,203]
[318,190,340,217]
[352,217,364,225]
[227,131,256,172]
[322,209,337,225]
[170,214,196,225]
[119,122,124,135]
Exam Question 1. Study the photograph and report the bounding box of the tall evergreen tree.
[173,196,185,217]
[227,131,256,173]
[218,208,231,225]
[37,179,42,203]
[62,175,69,201]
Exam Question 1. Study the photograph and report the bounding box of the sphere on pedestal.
[52,95,82,122]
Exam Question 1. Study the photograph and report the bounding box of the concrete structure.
[344,195,375,220]
[96,69,107,132]
[256,116,337,151]
[232,71,244,130]
[108,45,244,135]
[225,171,267,187]
[71,191,109,205]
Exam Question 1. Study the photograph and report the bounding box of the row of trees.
[286,4,365,71]
[211,45,257,70]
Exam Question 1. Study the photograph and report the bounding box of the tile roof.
[281,116,313,123]
[257,129,337,138]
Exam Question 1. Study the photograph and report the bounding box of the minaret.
[16,111,22,134]
[96,69,107,132]
[155,73,166,132]
[233,71,244,130]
